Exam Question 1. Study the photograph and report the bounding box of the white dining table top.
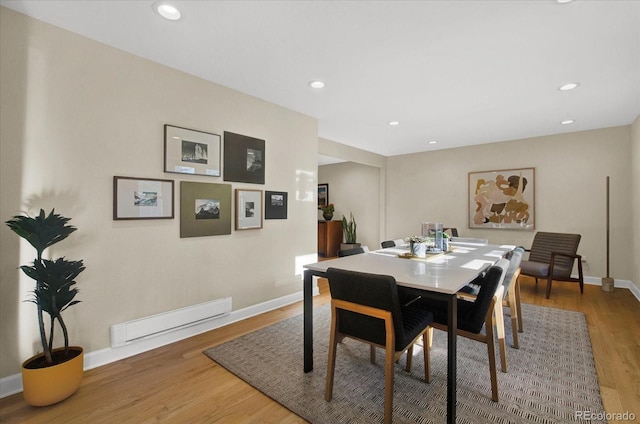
[304,243,515,295]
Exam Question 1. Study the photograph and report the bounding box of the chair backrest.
[444,228,459,237]
[502,247,525,298]
[381,240,395,248]
[528,232,581,277]
[337,247,366,257]
[495,258,510,287]
[326,267,404,349]
[459,266,503,333]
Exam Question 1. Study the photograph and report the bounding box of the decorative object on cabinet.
[236,189,263,230]
[321,203,334,220]
[318,183,329,209]
[318,220,342,257]
[164,125,221,177]
[180,181,231,237]
[469,167,535,230]
[5,209,86,406]
[265,191,288,220]
[113,176,174,220]
[223,131,265,184]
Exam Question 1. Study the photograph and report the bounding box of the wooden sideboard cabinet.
[318,220,343,258]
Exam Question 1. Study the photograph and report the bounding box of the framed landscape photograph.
[113,176,174,220]
[469,167,535,230]
[318,183,328,209]
[223,131,265,184]
[235,189,263,230]
[180,181,232,237]
[265,190,288,220]
[164,125,221,177]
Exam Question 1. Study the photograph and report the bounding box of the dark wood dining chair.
[443,227,459,237]
[519,232,583,299]
[380,240,395,248]
[325,267,434,424]
[337,246,365,257]
[417,265,504,401]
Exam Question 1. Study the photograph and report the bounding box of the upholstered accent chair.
[519,232,583,299]
[325,268,434,424]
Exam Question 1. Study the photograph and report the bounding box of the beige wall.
[318,162,380,251]
[386,126,633,281]
[0,8,318,377]
[632,115,640,291]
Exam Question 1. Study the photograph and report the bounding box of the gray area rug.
[204,303,605,423]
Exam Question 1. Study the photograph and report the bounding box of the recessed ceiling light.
[561,119,575,125]
[557,0,573,3]
[155,3,181,21]
[559,82,579,91]
[428,141,437,145]
[388,121,400,126]
[308,80,325,89]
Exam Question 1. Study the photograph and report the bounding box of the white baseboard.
[0,286,320,400]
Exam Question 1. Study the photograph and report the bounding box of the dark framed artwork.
[223,131,265,184]
[318,183,329,209]
[164,125,221,177]
[265,191,288,220]
[235,189,263,230]
[180,181,232,238]
[113,176,174,220]
[469,167,535,230]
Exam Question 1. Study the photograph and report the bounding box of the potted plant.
[407,235,428,258]
[5,208,85,406]
[340,212,360,250]
[321,203,335,221]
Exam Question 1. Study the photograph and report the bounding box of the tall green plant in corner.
[5,208,85,366]
[342,212,357,243]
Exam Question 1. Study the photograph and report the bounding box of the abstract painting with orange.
[468,168,535,230]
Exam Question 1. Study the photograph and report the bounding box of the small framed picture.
[113,176,174,220]
[318,183,329,209]
[235,189,263,230]
[180,181,232,237]
[164,125,221,177]
[265,191,288,220]
[223,131,265,184]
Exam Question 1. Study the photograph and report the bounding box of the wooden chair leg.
[545,276,553,299]
[493,300,508,372]
[370,345,376,364]
[485,314,499,402]
[384,339,395,424]
[405,345,413,372]
[507,284,519,348]
[423,331,431,383]
[515,278,523,333]
[325,310,339,401]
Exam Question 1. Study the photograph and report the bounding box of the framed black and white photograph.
[113,176,174,220]
[223,131,265,184]
[235,189,263,230]
[265,190,288,220]
[164,125,221,177]
[180,181,232,237]
[318,183,329,209]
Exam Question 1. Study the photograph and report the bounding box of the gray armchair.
[519,232,583,299]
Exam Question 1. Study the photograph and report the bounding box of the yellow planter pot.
[21,346,84,406]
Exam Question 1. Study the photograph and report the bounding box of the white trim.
[0,287,319,399]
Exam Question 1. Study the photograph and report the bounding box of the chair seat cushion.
[520,260,573,279]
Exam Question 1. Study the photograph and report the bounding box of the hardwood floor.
[1,277,638,423]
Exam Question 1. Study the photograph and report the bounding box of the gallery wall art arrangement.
[113,125,288,237]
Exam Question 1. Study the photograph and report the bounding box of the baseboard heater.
[110,297,232,348]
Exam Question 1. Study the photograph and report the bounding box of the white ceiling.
[2,0,639,157]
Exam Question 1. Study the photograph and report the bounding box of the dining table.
[302,241,515,424]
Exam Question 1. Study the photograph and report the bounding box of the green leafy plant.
[321,203,335,215]
[5,209,84,366]
[342,212,357,243]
